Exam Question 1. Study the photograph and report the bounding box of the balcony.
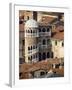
[39,32,51,37]
[28,48,39,55]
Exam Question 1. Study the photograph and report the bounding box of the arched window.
[33,45,35,49]
[28,57,31,60]
[36,45,37,48]
[31,46,32,50]
[31,30,32,33]
[33,54,35,59]
[47,39,50,45]
[31,56,32,60]
[28,47,30,50]
[42,28,46,32]
[28,30,30,33]
[43,39,46,45]
[42,52,46,60]
[27,16,29,20]
[47,52,50,58]
[22,40,24,45]
[39,28,41,32]
[47,28,50,32]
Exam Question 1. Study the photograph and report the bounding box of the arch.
[39,53,41,61]
[31,30,32,33]
[33,45,35,49]
[47,52,50,58]
[31,46,32,50]
[42,52,46,60]
[39,28,41,32]
[42,28,46,32]
[28,47,30,50]
[47,28,50,32]
[28,30,30,33]
[43,39,46,45]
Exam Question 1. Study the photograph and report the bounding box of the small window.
[47,39,50,45]
[42,28,46,32]
[33,45,35,49]
[27,16,29,20]
[31,56,32,60]
[40,72,45,76]
[43,39,46,45]
[28,57,31,60]
[31,46,32,50]
[28,30,30,33]
[28,47,30,50]
[36,45,37,48]
[47,28,50,32]
[22,40,24,45]
[62,42,64,47]
[33,55,35,59]
[55,41,57,46]
[19,72,23,77]
[47,52,50,58]
[31,30,32,33]
[39,28,41,32]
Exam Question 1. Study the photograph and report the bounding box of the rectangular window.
[55,41,57,46]
[62,42,64,47]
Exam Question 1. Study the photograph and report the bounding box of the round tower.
[25,19,39,63]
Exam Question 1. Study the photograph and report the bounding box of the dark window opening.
[39,28,41,32]
[43,39,46,45]
[19,58,24,64]
[28,30,30,33]
[47,28,50,32]
[42,52,46,60]
[62,42,64,47]
[40,72,45,76]
[28,57,31,60]
[31,56,32,60]
[33,45,35,49]
[47,39,50,45]
[19,72,23,77]
[31,30,32,33]
[27,16,29,20]
[19,20,23,24]
[42,28,46,32]
[22,40,24,45]
[28,47,30,50]
[39,53,41,61]
[55,41,57,46]
[31,46,32,50]
[55,64,59,68]
[47,52,50,58]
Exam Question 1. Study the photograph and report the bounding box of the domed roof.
[25,19,38,28]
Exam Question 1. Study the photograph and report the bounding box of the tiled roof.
[19,58,63,73]
[52,25,64,40]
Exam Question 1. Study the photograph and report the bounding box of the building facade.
[19,11,64,64]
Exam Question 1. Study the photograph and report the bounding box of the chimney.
[33,11,37,21]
